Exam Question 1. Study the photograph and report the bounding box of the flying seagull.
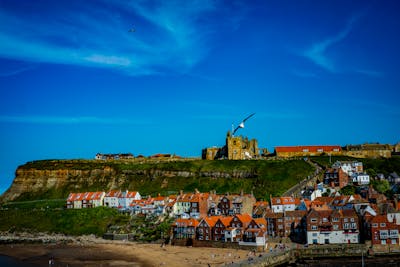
[232,113,255,136]
[128,28,136,32]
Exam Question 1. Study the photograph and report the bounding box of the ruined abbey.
[202,131,260,160]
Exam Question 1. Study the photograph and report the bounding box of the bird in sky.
[128,28,135,32]
[232,113,255,136]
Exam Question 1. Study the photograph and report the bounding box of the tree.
[372,180,390,194]
[340,185,356,196]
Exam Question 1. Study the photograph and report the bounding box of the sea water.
[0,255,38,267]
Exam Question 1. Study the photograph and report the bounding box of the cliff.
[1,159,314,202]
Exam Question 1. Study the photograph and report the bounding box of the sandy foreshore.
[0,234,251,266]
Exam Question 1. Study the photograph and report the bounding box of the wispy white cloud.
[302,15,360,72]
[0,0,237,76]
[0,115,151,125]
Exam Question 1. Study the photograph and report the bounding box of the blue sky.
[1,0,399,195]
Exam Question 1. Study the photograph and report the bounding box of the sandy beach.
[0,240,252,266]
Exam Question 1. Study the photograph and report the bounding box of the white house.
[351,173,370,185]
[118,190,141,209]
[224,227,238,242]
[104,190,122,208]
[73,193,84,209]
[333,161,363,176]
[271,197,298,213]
[88,191,105,208]
[307,209,360,245]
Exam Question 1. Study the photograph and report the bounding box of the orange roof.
[303,199,312,210]
[235,213,252,224]
[75,192,85,201]
[271,196,299,205]
[202,216,221,227]
[275,145,341,153]
[218,216,233,227]
[67,193,76,201]
[105,190,121,198]
[313,197,334,204]
[91,192,104,200]
[254,218,267,228]
[254,201,269,207]
[126,191,138,198]
[153,195,165,202]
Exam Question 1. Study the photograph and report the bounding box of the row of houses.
[170,193,400,249]
[66,180,400,249]
[323,161,370,188]
[66,190,141,209]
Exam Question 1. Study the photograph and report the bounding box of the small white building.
[351,173,370,185]
[104,190,122,208]
[271,197,297,213]
[332,161,363,176]
[118,190,141,209]
[224,227,238,242]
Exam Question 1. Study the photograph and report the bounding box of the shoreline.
[2,232,400,266]
[0,232,251,266]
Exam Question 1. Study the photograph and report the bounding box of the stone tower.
[226,131,259,160]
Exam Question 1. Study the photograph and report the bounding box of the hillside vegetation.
[310,155,400,175]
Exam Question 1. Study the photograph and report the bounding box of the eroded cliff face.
[1,160,256,202]
[2,166,118,202]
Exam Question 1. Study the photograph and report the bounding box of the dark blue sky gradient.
[1,0,399,194]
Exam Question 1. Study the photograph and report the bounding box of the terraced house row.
[170,192,400,250]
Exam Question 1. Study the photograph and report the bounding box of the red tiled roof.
[218,217,233,227]
[254,218,267,228]
[275,145,341,153]
[235,213,252,224]
[202,216,221,227]
[105,190,121,198]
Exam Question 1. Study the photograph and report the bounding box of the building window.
[380,230,388,239]
[350,218,355,222]
[311,225,318,230]
[303,149,309,152]
[380,223,386,227]
[333,225,339,230]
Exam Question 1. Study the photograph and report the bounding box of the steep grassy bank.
[0,206,124,236]
[0,200,172,240]
[310,155,400,175]
[3,159,315,201]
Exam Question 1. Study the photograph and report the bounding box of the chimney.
[240,189,244,196]
[180,190,183,196]
[195,188,199,194]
